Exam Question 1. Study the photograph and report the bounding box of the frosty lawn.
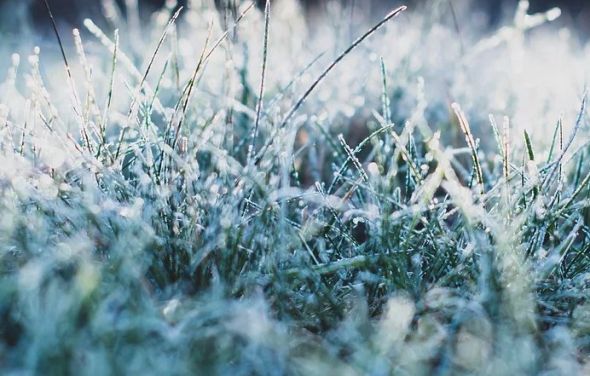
[0,0,589,374]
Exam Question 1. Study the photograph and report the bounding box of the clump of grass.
[0,0,589,374]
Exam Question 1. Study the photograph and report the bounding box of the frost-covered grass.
[1,0,590,374]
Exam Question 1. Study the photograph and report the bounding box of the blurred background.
[0,0,588,35]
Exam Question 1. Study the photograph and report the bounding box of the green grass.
[0,0,589,374]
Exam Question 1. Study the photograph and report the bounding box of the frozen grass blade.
[338,134,368,182]
[546,118,561,164]
[574,151,584,187]
[72,28,101,127]
[43,0,91,151]
[489,114,504,158]
[524,130,535,162]
[277,5,407,130]
[452,103,483,192]
[247,0,271,165]
[543,91,587,188]
[99,29,119,160]
[125,6,183,127]
[524,129,539,197]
